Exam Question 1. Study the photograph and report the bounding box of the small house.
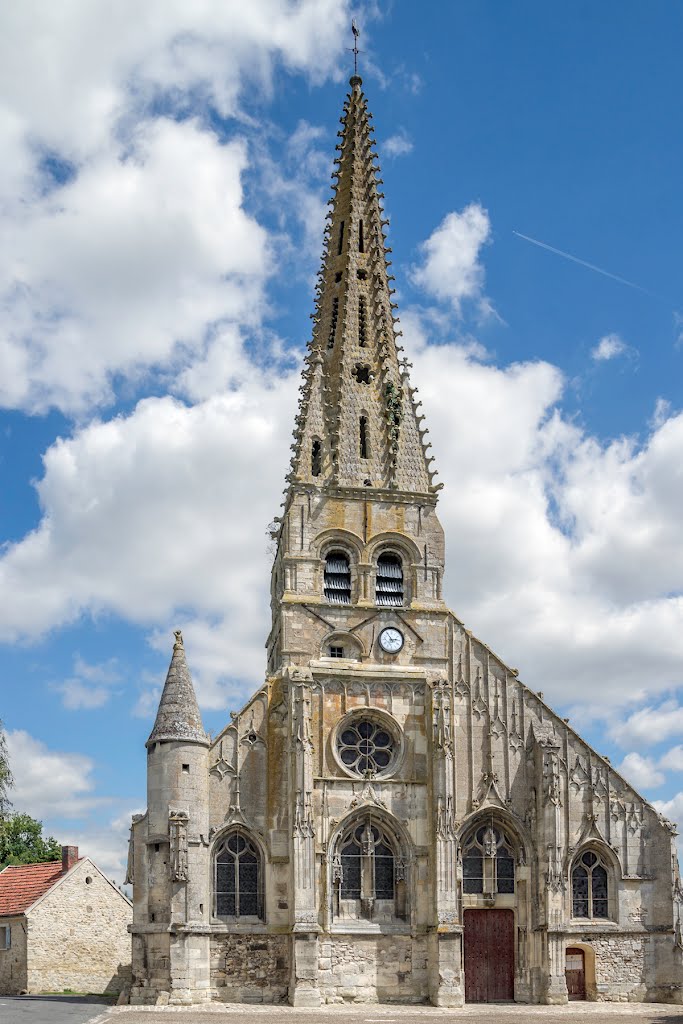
[0,845,131,995]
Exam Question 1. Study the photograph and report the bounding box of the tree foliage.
[0,813,61,868]
[0,718,61,868]
[0,719,12,816]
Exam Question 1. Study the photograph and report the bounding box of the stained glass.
[375,844,394,899]
[215,831,261,918]
[592,865,608,917]
[572,866,589,917]
[337,719,396,776]
[497,847,515,894]
[341,843,361,898]
[463,852,484,894]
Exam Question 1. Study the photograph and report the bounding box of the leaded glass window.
[336,819,400,920]
[215,831,262,919]
[572,849,609,919]
[337,719,395,777]
[461,824,516,895]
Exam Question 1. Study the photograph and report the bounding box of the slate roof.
[0,860,66,916]
[147,631,208,747]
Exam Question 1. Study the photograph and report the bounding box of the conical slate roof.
[287,76,438,494]
[147,631,208,747]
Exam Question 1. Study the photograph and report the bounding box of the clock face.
[379,627,404,654]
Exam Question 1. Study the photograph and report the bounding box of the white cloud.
[0,1,353,414]
[0,119,268,413]
[660,745,683,772]
[55,655,122,710]
[63,810,142,888]
[1,323,682,718]
[410,204,492,316]
[591,333,629,361]
[5,729,105,821]
[0,369,299,703]
[4,729,140,883]
[610,701,683,749]
[384,130,413,158]
[616,752,664,790]
[0,2,351,165]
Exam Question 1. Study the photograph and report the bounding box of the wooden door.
[464,909,515,1002]
[565,947,586,1000]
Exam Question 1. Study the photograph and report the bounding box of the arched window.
[572,849,609,919]
[462,824,515,895]
[324,551,351,604]
[214,830,262,919]
[311,439,322,477]
[337,718,396,776]
[376,553,403,607]
[333,816,405,922]
[358,218,364,253]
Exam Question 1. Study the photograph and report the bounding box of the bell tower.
[267,73,447,678]
[266,74,461,1008]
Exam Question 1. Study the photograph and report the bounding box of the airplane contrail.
[513,230,655,297]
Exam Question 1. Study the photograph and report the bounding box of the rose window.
[337,720,395,776]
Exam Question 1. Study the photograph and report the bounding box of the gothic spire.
[147,631,209,747]
[287,76,438,495]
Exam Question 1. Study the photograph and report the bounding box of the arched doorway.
[565,947,586,1000]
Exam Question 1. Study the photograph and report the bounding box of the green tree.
[0,813,61,868]
[0,719,12,815]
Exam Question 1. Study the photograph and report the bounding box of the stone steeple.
[147,630,208,747]
[287,75,438,495]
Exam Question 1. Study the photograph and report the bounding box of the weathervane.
[350,19,361,76]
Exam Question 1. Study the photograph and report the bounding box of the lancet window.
[311,438,322,477]
[375,553,403,607]
[462,824,515,895]
[324,551,351,604]
[214,830,262,919]
[332,816,406,922]
[359,416,369,459]
[572,849,609,919]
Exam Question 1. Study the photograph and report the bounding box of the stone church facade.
[128,75,683,1006]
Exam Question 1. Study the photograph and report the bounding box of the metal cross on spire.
[351,19,361,76]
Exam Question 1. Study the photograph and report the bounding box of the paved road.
[0,995,114,1024]
[3,999,683,1024]
[101,1008,683,1024]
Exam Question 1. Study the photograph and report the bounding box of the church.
[127,73,683,1007]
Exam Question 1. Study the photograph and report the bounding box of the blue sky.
[1,1,682,881]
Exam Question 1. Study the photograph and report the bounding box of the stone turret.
[147,630,208,747]
[131,632,211,1005]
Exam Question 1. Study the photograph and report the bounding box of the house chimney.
[62,845,78,872]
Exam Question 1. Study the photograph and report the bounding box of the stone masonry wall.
[319,935,428,1004]
[0,916,27,994]
[590,935,647,1001]
[210,934,288,1003]
[27,860,131,994]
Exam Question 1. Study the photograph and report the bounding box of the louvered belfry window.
[376,553,403,607]
[324,551,351,604]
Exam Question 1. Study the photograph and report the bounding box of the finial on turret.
[173,629,183,649]
[350,19,362,86]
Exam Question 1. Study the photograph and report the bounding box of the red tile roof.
[0,861,66,916]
